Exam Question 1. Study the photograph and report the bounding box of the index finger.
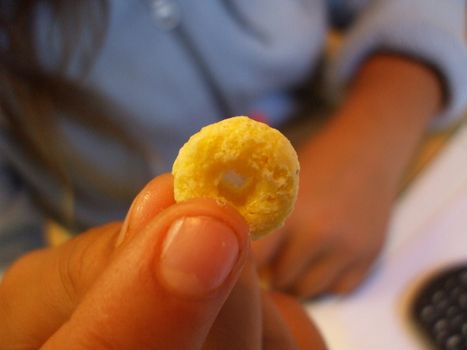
[0,174,175,348]
[268,292,327,350]
[203,253,262,350]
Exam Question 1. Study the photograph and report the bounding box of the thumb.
[42,199,250,350]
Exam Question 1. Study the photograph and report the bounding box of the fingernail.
[115,200,136,247]
[115,190,149,247]
[159,216,239,297]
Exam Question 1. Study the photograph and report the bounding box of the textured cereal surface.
[172,116,300,239]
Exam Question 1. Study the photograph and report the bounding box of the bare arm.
[255,54,445,297]
[301,53,443,193]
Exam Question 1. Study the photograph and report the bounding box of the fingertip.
[118,173,175,246]
[251,228,284,269]
[150,198,252,301]
[134,173,176,213]
[270,231,326,291]
[166,198,250,253]
[330,264,372,295]
[135,173,175,204]
[271,250,302,291]
[158,216,240,298]
[291,258,345,299]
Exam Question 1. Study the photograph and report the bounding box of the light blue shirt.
[1,0,466,268]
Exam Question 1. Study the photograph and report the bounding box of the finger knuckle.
[74,325,114,350]
[1,249,44,295]
[334,279,360,295]
[0,250,45,343]
[57,223,121,303]
[57,242,82,305]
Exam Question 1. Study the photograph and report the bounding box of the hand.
[253,129,393,298]
[253,54,442,299]
[0,174,326,349]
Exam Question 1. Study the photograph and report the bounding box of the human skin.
[0,174,326,349]
[253,53,443,298]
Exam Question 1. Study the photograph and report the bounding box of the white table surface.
[306,123,467,349]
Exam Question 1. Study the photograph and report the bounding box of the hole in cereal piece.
[218,169,254,205]
[222,170,247,189]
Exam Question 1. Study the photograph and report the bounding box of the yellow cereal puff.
[172,116,300,239]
